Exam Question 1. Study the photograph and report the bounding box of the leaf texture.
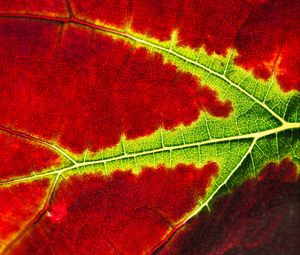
[0,0,299,254]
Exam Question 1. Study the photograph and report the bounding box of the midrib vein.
[1,121,298,185]
[1,13,299,255]
[0,13,288,124]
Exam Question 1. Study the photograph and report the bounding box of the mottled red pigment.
[70,0,300,91]
[0,0,300,91]
[71,0,180,41]
[0,0,67,16]
[71,0,254,53]
[71,0,130,28]
[0,180,49,245]
[234,0,300,91]
[0,132,59,180]
[275,28,300,92]
[0,19,231,153]
[224,189,300,255]
[9,163,218,255]
[113,48,232,139]
[159,158,299,255]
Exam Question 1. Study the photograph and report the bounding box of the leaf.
[158,158,300,255]
[0,0,299,254]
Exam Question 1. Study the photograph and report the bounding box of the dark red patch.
[71,0,130,28]
[224,188,300,255]
[235,0,300,91]
[176,0,255,54]
[71,0,299,91]
[71,0,180,41]
[113,48,232,140]
[158,158,299,255]
[0,19,231,154]
[0,132,59,180]
[9,163,218,254]
[129,0,181,41]
[276,28,300,92]
[0,0,67,16]
[0,180,49,246]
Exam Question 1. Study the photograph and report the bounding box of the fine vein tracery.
[0,12,298,185]
[0,7,299,254]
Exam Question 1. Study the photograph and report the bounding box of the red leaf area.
[6,163,218,254]
[70,0,299,91]
[0,180,49,246]
[159,158,299,255]
[0,131,59,180]
[0,19,231,154]
[0,0,67,16]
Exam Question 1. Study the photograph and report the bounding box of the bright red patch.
[9,162,218,254]
[0,19,231,153]
[0,180,49,247]
[0,131,59,180]
[159,158,299,255]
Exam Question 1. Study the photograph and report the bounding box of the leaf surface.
[0,0,299,254]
